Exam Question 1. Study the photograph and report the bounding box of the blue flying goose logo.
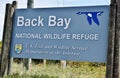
[77,11,104,25]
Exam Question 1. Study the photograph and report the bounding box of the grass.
[5,61,106,78]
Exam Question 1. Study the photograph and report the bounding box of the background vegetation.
[0,41,2,49]
[4,60,106,78]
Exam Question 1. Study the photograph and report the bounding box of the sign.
[10,5,110,62]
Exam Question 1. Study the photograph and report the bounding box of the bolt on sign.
[10,5,110,62]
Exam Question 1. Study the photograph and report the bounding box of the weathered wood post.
[106,0,117,78]
[7,1,17,75]
[0,1,17,77]
[43,59,46,68]
[113,0,120,77]
[106,0,120,77]
[23,0,34,70]
[27,0,34,70]
[27,0,34,8]
[61,60,66,68]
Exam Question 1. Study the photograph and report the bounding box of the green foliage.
[5,73,28,78]
[67,61,105,68]
[31,74,58,78]
[5,73,30,78]
[5,62,106,78]
[13,58,23,64]
[0,41,2,48]
[5,73,58,78]
[0,41,1,44]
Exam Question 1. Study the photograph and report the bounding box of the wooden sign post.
[106,1,117,78]
[0,1,17,77]
[106,0,120,78]
[113,0,120,77]
[23,0,34,70]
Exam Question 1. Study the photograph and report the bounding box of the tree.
[0,41,2,48]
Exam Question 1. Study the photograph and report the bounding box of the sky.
[0,0,110,40]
